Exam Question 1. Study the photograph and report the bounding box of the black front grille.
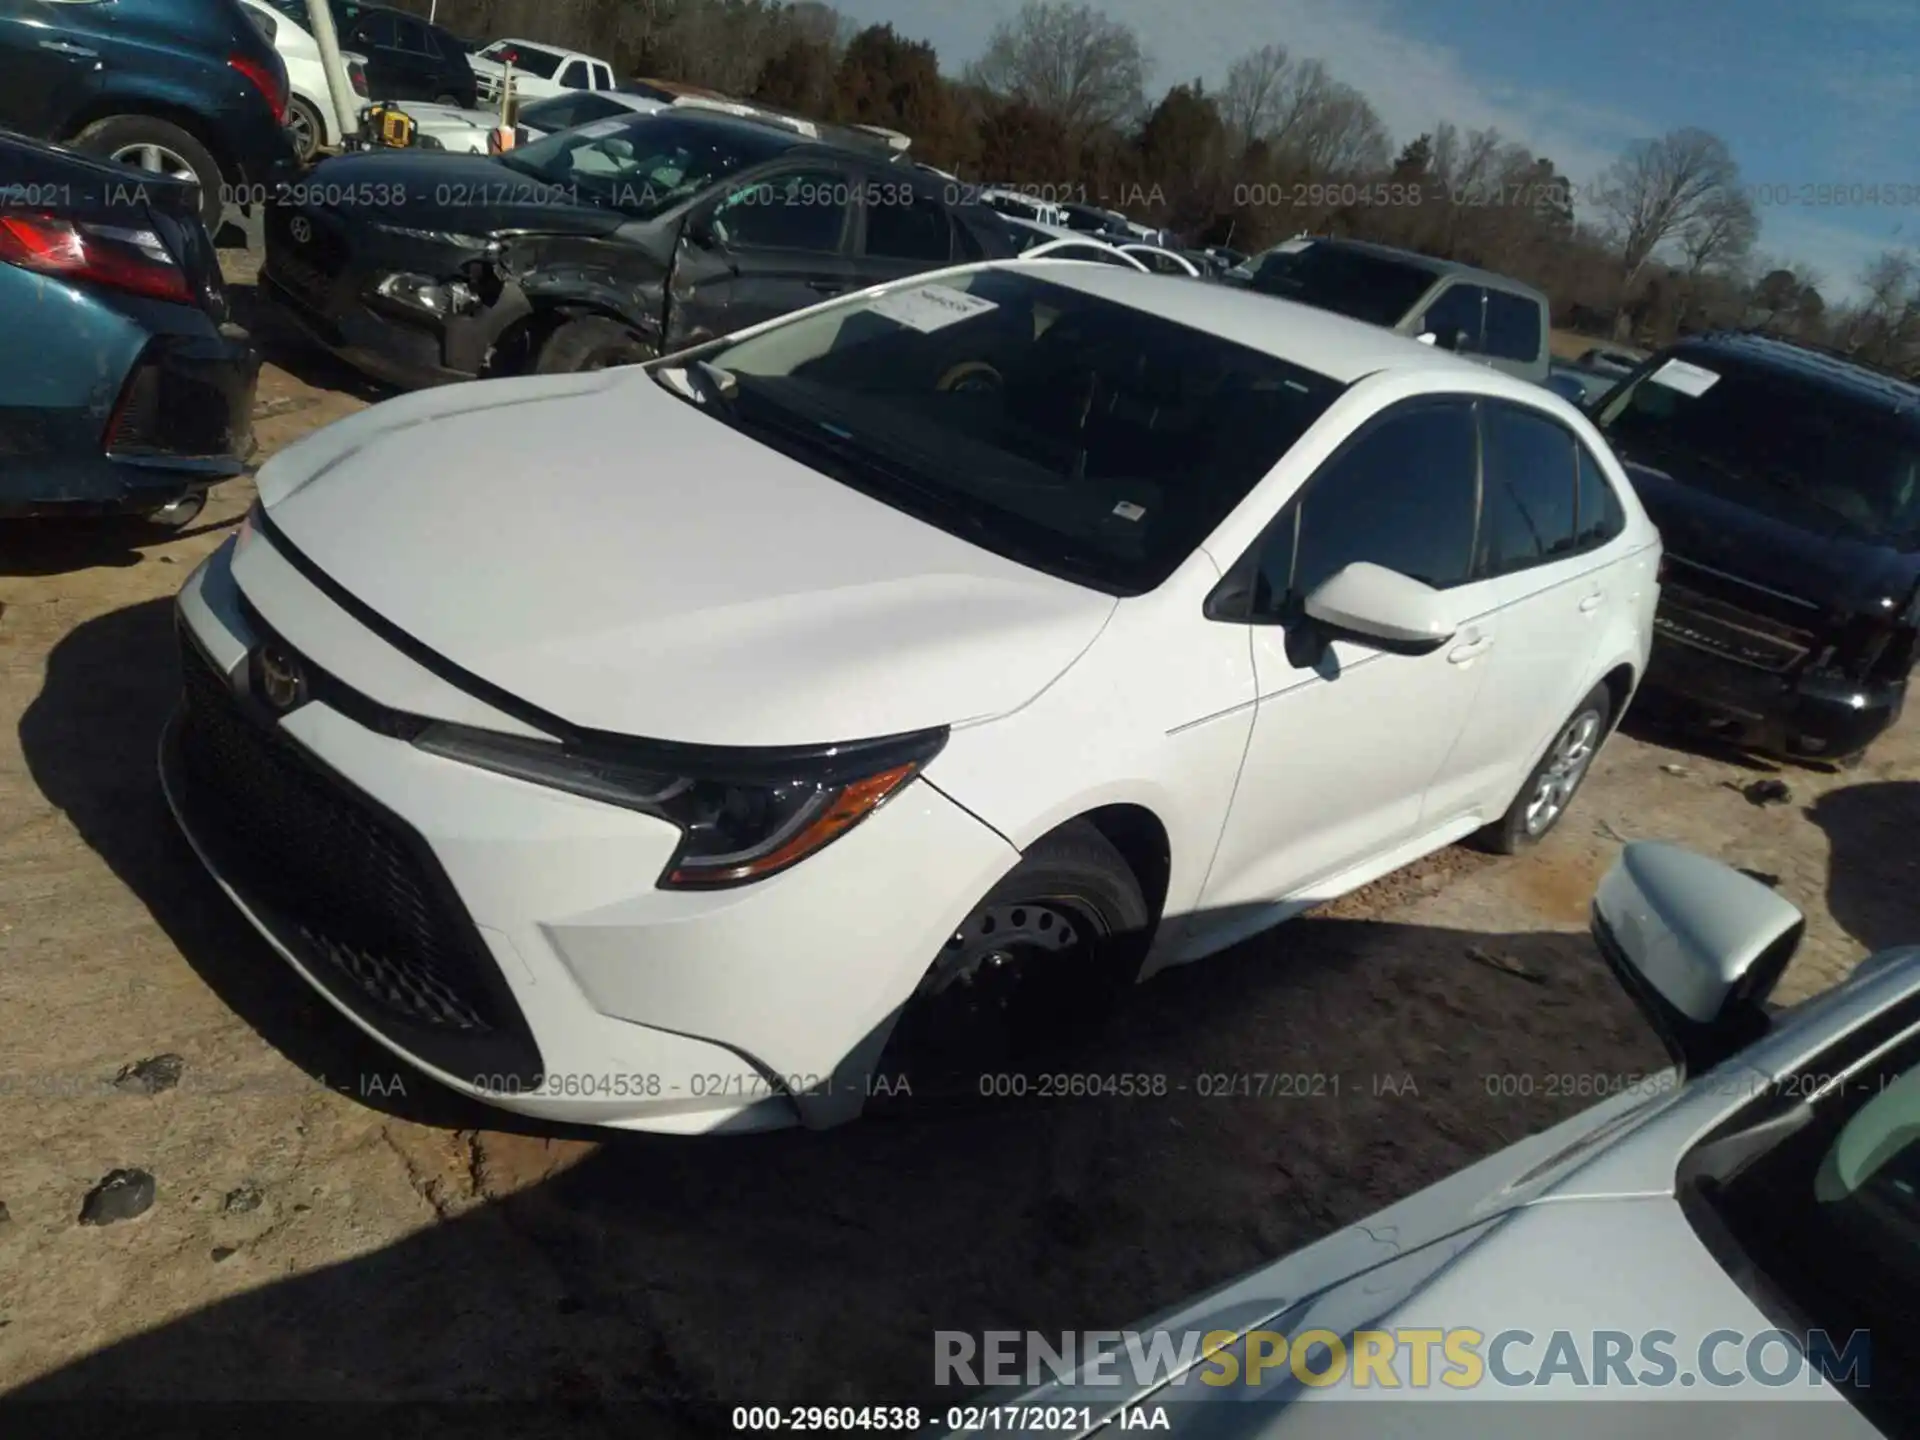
[1655,581,1816,673]
[266,208,346,303]
[173,631,543,1084]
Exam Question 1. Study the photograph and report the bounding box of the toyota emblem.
[254,645,306,713]
[289,216,312,245]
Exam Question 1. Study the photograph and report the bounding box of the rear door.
[0,0,106,135]
[345,10,408,98]
[390,14,444,98]
[590,61,614,91]
[668,164,859,344]
[848,174,957,289]
[1425,398,1620,828]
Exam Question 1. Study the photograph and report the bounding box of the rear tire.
[876,821,1153,1103]
[71,115,226,233]
[534,316,657,374]
[1479,684,1612,855]
[285,96,326,164]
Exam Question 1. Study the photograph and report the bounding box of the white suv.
[469,38,615,104]
[163,262,1660,1136]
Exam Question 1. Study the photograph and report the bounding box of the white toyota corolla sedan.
[162,260,1661,1134]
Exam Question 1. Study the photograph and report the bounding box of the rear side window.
[1259,401,1480,613]
[593,63,614,90]
[1577,445,1627,549]
[863,193,954,262]
[1484,290,1542,362]
[354,11,398,46]
[1479,403,1580,576]
[396,18,436,54]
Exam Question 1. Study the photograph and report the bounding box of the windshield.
[499,114,795,218]
[660,268,1345,594]
[479,41,563,78]
[1597,351,1920,545]
[1247,244,1437,326]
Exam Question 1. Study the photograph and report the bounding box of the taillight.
[230,52,289,125]
[350,63,370,99]
[0,214,194,305]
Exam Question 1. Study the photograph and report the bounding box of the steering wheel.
[936,360,1003,394]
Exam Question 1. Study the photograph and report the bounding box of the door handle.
[41,41,99,58]
[1446,635,1492,665]
[1579,592,1605,614]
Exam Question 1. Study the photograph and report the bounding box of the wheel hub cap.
[1525,710,1601,835]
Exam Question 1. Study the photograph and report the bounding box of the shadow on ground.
[14,599,1672,1425]
[1806,781,1920,954]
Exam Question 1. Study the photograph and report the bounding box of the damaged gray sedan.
[261,108,1013,387]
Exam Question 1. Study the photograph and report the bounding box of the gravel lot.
[1,257,1915,1429]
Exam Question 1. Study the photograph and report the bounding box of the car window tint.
[1484,289,1542,362]
[1480,403,1580,575]
[267,0,313,29]
[594,63,614,89]
[1421,284,1484,351]
[1278,402,1480,608]
[864,192,953,262]
[715,170,848,252]
[396,18,433,54]
[558,59,588,89]
[1576,444,1626,549]
[355,11,398,46]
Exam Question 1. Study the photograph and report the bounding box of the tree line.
[394,0,1920,372]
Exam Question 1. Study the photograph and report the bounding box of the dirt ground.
[0,258,1915,1429]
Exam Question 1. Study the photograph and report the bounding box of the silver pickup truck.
[1225,236,1552,385]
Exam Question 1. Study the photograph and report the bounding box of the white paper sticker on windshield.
[574,119,628,139]
[1275,238,1314,254]
[1647,358,1720,397]
[868,286,998,333]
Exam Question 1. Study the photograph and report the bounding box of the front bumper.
[162,536,1019,1132]
[261,206,526,390]
[1641,634,1906,759]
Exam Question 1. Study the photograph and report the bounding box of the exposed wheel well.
[484,302,655,377]
[1600,663,1637,734]
[64,100,235,188]
[1066,804,1171,926]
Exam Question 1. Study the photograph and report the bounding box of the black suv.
[0,0,293,231]
[331,1,476,107]
[1595,332,1920,763]
[263,107,1013,388]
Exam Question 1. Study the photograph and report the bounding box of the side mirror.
[1302,562,1457,655]
[1591,842,1805,1078]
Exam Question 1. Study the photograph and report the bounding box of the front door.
[1199,397,1503,914]
[668,166,859,345]
[847,178,957,288]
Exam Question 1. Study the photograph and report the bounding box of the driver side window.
[1252,401,1480,620]
[712,169,850,253]
[1421,284,1485,352]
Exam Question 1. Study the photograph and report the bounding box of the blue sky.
[833,0,1920,300]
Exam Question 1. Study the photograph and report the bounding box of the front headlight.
[413,723,948,889]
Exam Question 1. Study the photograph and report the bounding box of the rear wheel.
[534,316,657,374]
[1480,684,1612,854]
[285,96,326,164]
[435,93,464,106]
[876,822,1152,1101]
[72,115,225,232]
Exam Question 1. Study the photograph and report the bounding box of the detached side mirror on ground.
[1302,563,1457,655]
[1591,841,1805,1077]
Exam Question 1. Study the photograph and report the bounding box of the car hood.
[253,371,1118,746]
[301,151,626,238]
[1622,458,1920,614]
[949,1082,1693,1431]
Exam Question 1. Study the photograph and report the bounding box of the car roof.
[1672,331,1920,416]
[1002,262,1504,385]
[487,36,573,57]
[1293,236,1548,301]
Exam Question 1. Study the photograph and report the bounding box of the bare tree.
[968,1,1149,134]
[1218,43,1290,152]
[1842,249,1920,365]
[1599,129,1744,281]
[1673,188,1757,333]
